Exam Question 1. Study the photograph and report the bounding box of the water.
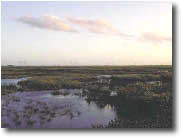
[1,78,27,86]
[1,89,117,128]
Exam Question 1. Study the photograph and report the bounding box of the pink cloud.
[18,16,168,42]
[17,15,133,38]
[17,16,76,32]
[67,17,117,33]
[66,17,132,38]
[139,32,172,44]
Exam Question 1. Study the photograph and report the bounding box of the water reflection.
[1,78,27,86]
[41,90,117,128]
[2,89,117,128]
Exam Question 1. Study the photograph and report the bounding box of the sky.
[1,2,172,66]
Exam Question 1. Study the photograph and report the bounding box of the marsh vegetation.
[1,65,172,128]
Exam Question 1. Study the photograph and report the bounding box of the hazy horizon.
[1,2,172,66]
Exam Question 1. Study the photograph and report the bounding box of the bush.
[51,90,61,96]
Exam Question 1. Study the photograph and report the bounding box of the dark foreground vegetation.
[1,65,172,128]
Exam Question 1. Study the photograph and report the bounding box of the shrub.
[51,90,61,96]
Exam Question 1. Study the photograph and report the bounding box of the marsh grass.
[51,90,61,95]
[51,90,70,96]
[18,76,83,91]
[1,65,172,128]
[1,65,172,79]
[93,96,172,128]
[84,78,172,128]
[1,85,18,95]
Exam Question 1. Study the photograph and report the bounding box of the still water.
[2,89,117,128]
[1,78,27,86]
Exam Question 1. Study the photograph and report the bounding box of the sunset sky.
[1,2,172,66]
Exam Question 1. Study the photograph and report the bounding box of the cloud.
[66,17,132,37]
[139,32,172,44]
[16,16,172,45]
[17,16,76,32]
[67,17,116,33]
[16,15,132,38]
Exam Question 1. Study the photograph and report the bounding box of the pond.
[1,77,28,86]
[1,89,117,128]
